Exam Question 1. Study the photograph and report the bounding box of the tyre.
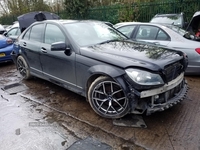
[88,76,129,118]
[17,55,31,79]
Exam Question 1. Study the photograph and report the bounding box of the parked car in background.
[3,11,60,41]
[0,24,6,34]
[186,11,200,35]
[114,22,200,75]
[2,25,10,29]
[0,22,20,63]
[3,22,20,41]
[0,35,13,63]
[11,16,188,118]
[150,12,188,29]
[150,11,200,36]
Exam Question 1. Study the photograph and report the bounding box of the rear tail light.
[6,38,13,44]
[195,48,200,54]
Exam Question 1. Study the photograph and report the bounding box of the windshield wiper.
[98,39,121,45]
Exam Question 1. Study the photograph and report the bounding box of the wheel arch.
[17,54,31,68]
[85,65,128,101]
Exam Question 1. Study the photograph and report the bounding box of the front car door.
[39,23,76,88]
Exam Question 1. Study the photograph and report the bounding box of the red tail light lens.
[6,38,13,44]
[195,48,200,54]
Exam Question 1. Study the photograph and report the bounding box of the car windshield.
[151,15,182,26]
[64,22,127,46]
[167,25,188,36]
[167,25,195,40]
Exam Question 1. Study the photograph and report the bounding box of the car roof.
[41,19,78,24]
[31,19,106,26]
[114,22,168,28]
[154,13,182,17]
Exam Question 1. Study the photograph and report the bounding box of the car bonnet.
[80,40,184,71]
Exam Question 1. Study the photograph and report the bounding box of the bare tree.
[48,0,65,14]
[0,0,51,16]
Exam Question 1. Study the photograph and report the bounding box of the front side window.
[44,24,65,44]
[29,24,43,42]
[117,25,136,38]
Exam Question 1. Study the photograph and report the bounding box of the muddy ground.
[0,62,200,150]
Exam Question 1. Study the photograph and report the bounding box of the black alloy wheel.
[17,55,31,79]
[88,76,129,118]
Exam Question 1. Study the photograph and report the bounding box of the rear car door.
[133,25,170,46]
[39,23,76,87]
[19,23,44,76]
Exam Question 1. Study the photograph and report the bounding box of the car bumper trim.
[140,73,184,98]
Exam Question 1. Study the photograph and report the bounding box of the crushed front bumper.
[146,80,188,115]
[130,73,188,115]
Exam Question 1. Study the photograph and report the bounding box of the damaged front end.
[124,61,188,115]
[129,73,188,115]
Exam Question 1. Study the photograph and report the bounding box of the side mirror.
[3,31,7,36]
[9,35,18,42]
[51,42,72,56]
[51,41,66,51]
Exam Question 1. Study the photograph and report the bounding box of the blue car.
[0,35,13,63]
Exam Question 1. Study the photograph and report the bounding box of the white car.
[4,22,20,40]
[114,22,200,75]
[0,24,6,34]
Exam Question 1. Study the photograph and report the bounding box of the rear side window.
[136,25,158,40]
[157,30,169,40]
[29,24,43,42]
[16,28,21,36]
[7,27,18,36]
[135,25,170,41]
[23,29,30,40]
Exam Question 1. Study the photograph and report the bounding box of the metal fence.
[86,0,200,24]
[1,0,200,25]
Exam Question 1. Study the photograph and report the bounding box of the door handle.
[23,42,26,46]
[153,42,160,45]
[41,47,47,53]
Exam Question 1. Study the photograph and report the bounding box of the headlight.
[125,69,164,85]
